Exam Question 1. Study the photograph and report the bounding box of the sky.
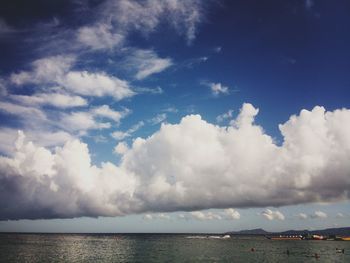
[0,0,350,233]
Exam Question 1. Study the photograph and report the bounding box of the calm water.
[0,233,349,262]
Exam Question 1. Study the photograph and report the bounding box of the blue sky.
[0,0,350,233]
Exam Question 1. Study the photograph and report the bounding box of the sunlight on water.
[0,234,349,262]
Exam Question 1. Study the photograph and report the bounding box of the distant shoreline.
[1,226,349,236]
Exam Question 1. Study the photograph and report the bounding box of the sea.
[0,233,349,262]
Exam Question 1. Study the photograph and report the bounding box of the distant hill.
[226,228,269,235]
[226,227,350,236]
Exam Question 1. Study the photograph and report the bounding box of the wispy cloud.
[124,49,173,80]
[10,93,87,108]
[148,113,167,125]
[9,55,135,100]
[77,23,124,51]
[111,121,145,141]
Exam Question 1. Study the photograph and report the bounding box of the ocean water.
[0,233,349,262]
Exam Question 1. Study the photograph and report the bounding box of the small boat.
[267,235,302,240]
[312,235,325,240]
[222,235,231,239]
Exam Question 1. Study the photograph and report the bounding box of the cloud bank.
[1,103,350,220]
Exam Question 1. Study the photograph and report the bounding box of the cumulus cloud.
[114,142,129,155]
[261,209,285,221]
[125,49,173,80]
[1,103,350,220]
[336,212,344,218]
[224,208,240,220]
[297,213,308,220]
[191,211,222,221]
[311,211,328,219]
[0,131,137,220]
[143,213,170,220]
[0,128,75,157]
[202,82,230,96]
[210,83,229,96]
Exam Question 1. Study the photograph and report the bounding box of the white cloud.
[163,107,178,113]
[177,214,187,220]
[0,101,46,121]
[216,109,234,123]
[191,211,222,221]
[214,46,222,53]
[10,92,87,108]
[209,82,229,96]
[143,214,153,220]
[114,142,129,155]
[59,106,127,134]
[125,49,173,80]
[148,113,167,125]
[0,128,74,157]
[111,131,129,141]
[0,132,137,219]
[10,55,75,85]
[111,121,144,141]
[60,111,111,133]
[77,23,124,50]
[311,211,328,219]
[91,105,130,123]
[1,103,350,219]
[336,212,344,218]
[9,55,135,101]
[202,81,230,96]
[0,78,7,96]
[62,71,135,100]
[224,208,240,220]
[182,56,208,68]
[134,86,163,95]
[297,213,308,220]
[142,213,170,220]
[104,0,204,43]
[261,209,285,221]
